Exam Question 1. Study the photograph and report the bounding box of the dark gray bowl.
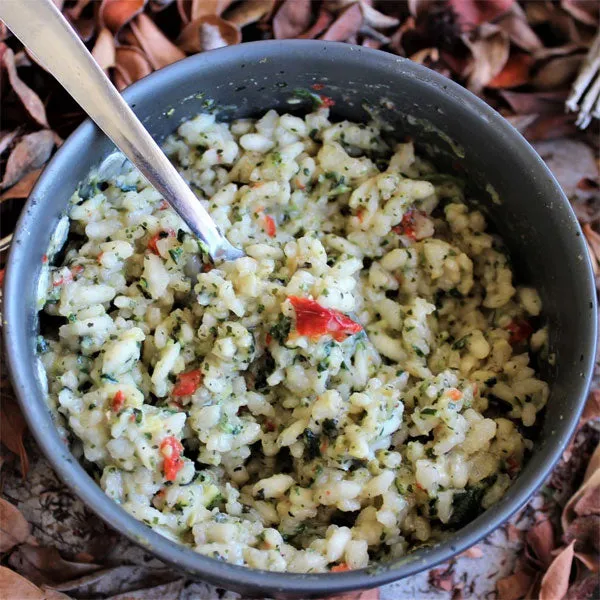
[3,40,597,598]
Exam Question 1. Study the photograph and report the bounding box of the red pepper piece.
[172,369,203,397]
[111,390,125,412]
[311,83,325,91]
[160,436,184,481]
[147,229,175,254]
[320,95,335,108]
[263,214,277,237]
[331,563,350,572]
[288,296,362,342]
[392,210,417,240]
[506,320,533,344]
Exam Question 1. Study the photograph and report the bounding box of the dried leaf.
[573,484,600,518]
[459,545,483,559]
[539,542,575,600]
[0,567,70,600]
[91,27,116,71]
[191,0,232,20]
[273,0,313,39]
[330,588,380,600]
[525,113,577,140]
[564,514,600,554]
[104,579,185,599]
[1,130,54,190]
[450,0,515,30]
[65,0,92,20]
[533,139,598,199]
[0,129,21,156]
[496,570,535,600]
[561,0,600,26]
[129,14,185,69]
[574,552,599,572]
[500,89,568,114]
[360,2,399,29]
[321,2,363,42]
[225,0,275,27]
[298,6,334,39]
[100,0,146,33]
[410,47,439,65]
[496,4,543,52]
[583,224,600,274]
[177,16,241,53]
[526,519,555,568]
[390,16,416,55]
[8,545,102,586]
[429,565,454,591]
[0,168,42,202]
[487,53,532,88]
[532,54,583,90]
[0,394,29,476]
[113,46,153,90]
[0,498,30,552]
[462,26,510,92]
[1,47,49,128]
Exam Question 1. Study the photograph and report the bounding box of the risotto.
[37,106,549,573]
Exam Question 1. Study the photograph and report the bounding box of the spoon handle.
[0,0,243,262]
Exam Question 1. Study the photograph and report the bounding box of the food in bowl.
[37,106,549,573]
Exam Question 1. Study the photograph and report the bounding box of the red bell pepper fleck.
[158,200,169,210]
[160,436,184,481]
[506,320,533,344]
[42,254,48,264]
[311,83,325,91]
[320,95,335,108]
[506,456,519,476]
[148,229,175,254]
[265,333,272,345]
[111,390,125,412]
[331,563,350,572]
[288,296,362,342]
[264,419,276,432]
[0,269,4,287]
[392,210,418,240]
[172,369,203,396]
[263,214,277,237]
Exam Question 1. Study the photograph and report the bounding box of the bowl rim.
[3,39,597,597]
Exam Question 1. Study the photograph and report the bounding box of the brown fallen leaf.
[360,2,399,30]
[462,25,510,92]
[298,6,334,39]
[0,129,21,156]
[273,0,313,39]
[129,14,185,69]
[177,15,241,53]
[579,389,600,426]
[191,0,232,21]
[100,0,147,34]
[330,588,379,600]
[0,394,29,476]
[496,569,536,600]
[532,54,584,90]
[496,4,543,52]
[113,46,152,90]
[526,519,555,569]
[428,564,454,591]
[564,514,600,554]
[225,0,275,27]
[410,47,439,65]
[560,0,600,27]
[8,545,102,587]
[487,53,533,88]
[0,567,70,600]
[91,27,116,71]
[321,2,363,42]
[104,579,186,600]
[500,89,568,114]
[450,0,515,30]
[0,168,42,202]
[539,541,576,600]
[1,46,49,128]
[1,130,54,190]
[64,0,92,21]
[524,113,577,141]
[459,545,483,559]
[0,498,30,552]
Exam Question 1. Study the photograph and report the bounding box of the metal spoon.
[0,0,244,263]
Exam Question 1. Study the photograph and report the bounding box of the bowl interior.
[4,41,597,598]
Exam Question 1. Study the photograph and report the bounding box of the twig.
[566,30,600,129]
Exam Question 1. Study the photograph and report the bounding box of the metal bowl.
[3,40,597,598]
